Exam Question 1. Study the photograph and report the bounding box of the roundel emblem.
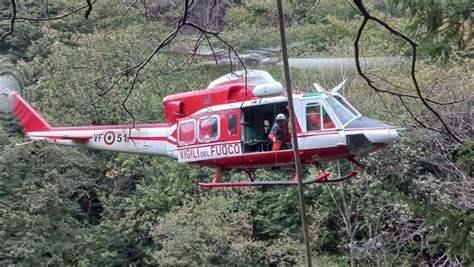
[104,131,115,145]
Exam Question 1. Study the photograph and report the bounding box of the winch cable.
[276,1,313,266]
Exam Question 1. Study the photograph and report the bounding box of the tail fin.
[12,92,51,132]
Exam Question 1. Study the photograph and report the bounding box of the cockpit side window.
[322,106,336,129]
[327,96,357,125]
[306,103,322,131]
[334,95,358,116]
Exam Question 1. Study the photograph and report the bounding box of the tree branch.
[84,0,93,19]
[1,0,16,41]
[115,0,248,126]
[366,72,468,106]
[353,0,463,144]
[14,1,97,21]
[0,0,98,42]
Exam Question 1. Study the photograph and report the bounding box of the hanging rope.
[276,1,314,266]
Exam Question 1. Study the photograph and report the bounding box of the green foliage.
[1,0,472,265]
[1,0,147,60]
[250,186,302,239]
[391,0,473,60]
[401,196,474,263]
[425,208,473,261]
[148,193,259,265]
[0,143,104,265]
[455,141,474,175]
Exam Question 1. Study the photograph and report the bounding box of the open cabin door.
[240,101,289,153]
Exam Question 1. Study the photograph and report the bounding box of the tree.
[392,0,472,60]
[1,0,472,265]
[0,144,104,265]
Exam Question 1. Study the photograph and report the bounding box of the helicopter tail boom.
[10,92,177,156]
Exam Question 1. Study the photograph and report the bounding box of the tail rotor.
[0,72,20,119]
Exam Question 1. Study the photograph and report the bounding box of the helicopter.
[1,70,399,187]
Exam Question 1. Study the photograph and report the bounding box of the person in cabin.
[308,109,336,131]
[268,113,291,151]
[308,110,321,131]
[322,113,336,129]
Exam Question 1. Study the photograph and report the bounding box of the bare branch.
[84,0,93,19]
[287,0,319,26]
[122,71,139,124]
[398,96,443,134]
[142,0,148,23]
[366,72,469,106]
[161,33,205,74]
[13,1,97,21]
[183,21,247,70]
[1,0,16,41]
[115,0,249,125]
[353,0,463,144]
[204,33,219,65]
[109,0,138,28]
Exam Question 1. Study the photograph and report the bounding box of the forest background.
[0,0,472,265]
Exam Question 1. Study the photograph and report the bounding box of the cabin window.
[198,115,219,142]
[228,113,237,136]
[178,120,196,145]
[306,103,322,131]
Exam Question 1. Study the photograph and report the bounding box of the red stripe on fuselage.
[344,127,389,131]
[197,145,350,169]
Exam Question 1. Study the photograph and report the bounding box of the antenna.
[340,61,346,95]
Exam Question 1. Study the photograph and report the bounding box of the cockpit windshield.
[327,96,360,125]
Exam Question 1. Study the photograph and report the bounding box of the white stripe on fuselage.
[27,125,177,156]
[192,96,289,115]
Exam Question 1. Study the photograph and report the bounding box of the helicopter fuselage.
[9,70,398,172]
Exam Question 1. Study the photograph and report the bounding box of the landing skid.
[315,157,365,184]
[198,172,330,188]
[197,158,364,188]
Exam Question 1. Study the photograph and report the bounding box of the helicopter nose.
[364,127,399,145]
[345,117,399,156]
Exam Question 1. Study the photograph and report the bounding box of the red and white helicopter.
[2,70,398,187]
